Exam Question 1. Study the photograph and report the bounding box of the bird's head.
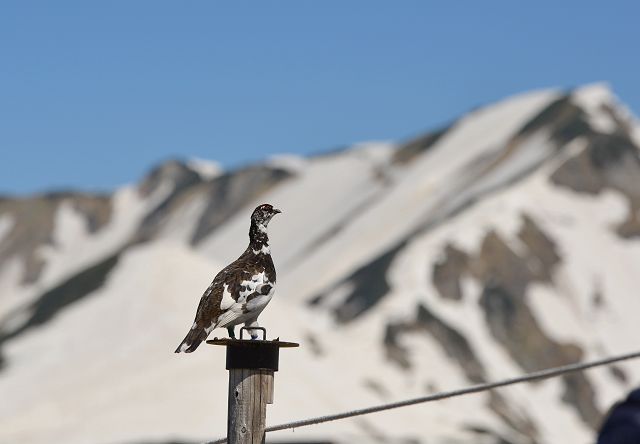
[251,204,282,228]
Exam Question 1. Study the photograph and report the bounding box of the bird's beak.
[273,208,282,214]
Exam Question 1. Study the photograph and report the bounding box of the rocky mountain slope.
[1,83,639,444]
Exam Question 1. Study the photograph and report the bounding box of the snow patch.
[0,241,224,444]
[266,154,308,174]
[351,140,396,164]
[156,192,209,243]
[573,83,620,133]
[186,158,222,180]
[0,258,30,321]
[52,202,88,246]
[632,123,640,148]
[38,185,162,291]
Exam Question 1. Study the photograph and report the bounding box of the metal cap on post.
[207,328,298,444]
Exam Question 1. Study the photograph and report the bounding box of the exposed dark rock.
[479,283,599,428]
[427,219,599,429]
[462,423,521,444]
[424,381,438,393]
[383,321,412,370]
[616,204,640,239]
[468,226,600,428]
[588,133,639,169]
[480,284,583,372]
[469,231,535,295]
[0,193,113,283]
[134,184,206,243]
[363,378,390,399]
[318,210,584,433]
[608,365,629,384]
[463,216,560,294]
[516,95,593,146]
[432,244,470,301]
[190,166,292,245]
[385,301,540,440]
[67,193,113,233]
[416,304,486,383]
[561,373,602,427]
[592,286,605,309]
[601,102,635,134]
[551,143,605,194]
[550,132,640,238]
[309,242,405,324]
[135,161,293,245]
[408,97,593,242]
[487,391,539,443]
[138,159,203,198]
[0,252,120,348]
[134,160,205,242]
[399,96,595,252]
[304,332,325,357]
[392,125,451,165]
[517,215,561,282]
[384,303,486,383]
[551,133,639,193]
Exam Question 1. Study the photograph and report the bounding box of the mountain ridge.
[1,83,639,444]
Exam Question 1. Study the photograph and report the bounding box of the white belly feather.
[214,271,274,329]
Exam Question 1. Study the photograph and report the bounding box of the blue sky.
[1,1,638,194]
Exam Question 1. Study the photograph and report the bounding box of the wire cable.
[205,349,640,444]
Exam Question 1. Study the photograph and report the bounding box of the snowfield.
[1,84,639,444]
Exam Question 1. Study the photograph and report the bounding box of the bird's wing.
[190,278,223,331]
[192,262,250,330]
[174,275,225,353]
[212,302,246,328]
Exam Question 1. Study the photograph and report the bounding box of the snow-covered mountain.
[1,83,639,444]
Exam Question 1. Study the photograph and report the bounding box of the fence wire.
[205,349,640,444]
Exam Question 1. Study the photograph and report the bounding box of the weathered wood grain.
[227,369,274,444]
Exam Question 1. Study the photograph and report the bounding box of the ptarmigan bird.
[175,203,281,353]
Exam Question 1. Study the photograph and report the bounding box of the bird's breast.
[237,270,273,301]
[245,286,275,312]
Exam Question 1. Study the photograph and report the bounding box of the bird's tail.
[174,327,208,353]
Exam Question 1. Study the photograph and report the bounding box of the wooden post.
[227,369,274,444]
[208,328,298,444]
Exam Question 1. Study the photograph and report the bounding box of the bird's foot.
[241,324,263,340]
[227,327,236,340]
